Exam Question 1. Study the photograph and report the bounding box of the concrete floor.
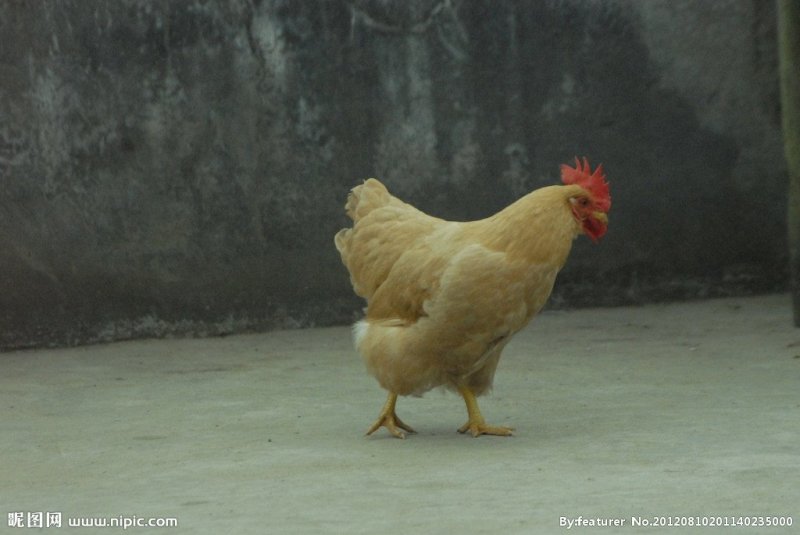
[2,294,798,534]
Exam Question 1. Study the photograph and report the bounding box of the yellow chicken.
[334,158,611,438]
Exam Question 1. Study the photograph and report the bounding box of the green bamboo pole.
[778,0,800,326]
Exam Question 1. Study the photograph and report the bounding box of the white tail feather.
[352,320,369,350]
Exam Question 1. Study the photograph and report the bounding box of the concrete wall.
[0,0,786,350]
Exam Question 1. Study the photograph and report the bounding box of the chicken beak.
[592,211,608,225]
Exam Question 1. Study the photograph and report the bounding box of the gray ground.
[2,294,798,534]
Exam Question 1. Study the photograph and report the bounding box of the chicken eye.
[579,198,590,207]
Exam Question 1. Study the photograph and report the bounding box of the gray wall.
[0,0,787,350]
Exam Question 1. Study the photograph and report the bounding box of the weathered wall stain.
[0,0,786,349]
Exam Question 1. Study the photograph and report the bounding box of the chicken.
[334,157,611,438]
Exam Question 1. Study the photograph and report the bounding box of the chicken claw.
[457,420,515,438]
[457,385,514,438]
[366,392,416,439]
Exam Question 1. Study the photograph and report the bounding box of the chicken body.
[335,162,609,438]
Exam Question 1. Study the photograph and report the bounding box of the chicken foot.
[365,392,416,439]
[457,386,514,437]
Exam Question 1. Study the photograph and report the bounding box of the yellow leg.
[365,392,416,439]
[457,385,514,437]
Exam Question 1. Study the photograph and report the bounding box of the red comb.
[560,156,611,211]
